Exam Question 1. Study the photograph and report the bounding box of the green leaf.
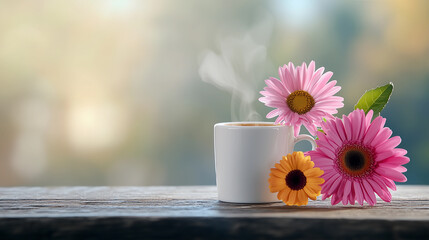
[354,82,394,116]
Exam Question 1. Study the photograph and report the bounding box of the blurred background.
[0,0,428,186]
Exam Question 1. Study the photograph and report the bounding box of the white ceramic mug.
[214,122,317,203]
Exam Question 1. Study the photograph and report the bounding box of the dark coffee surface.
[227,123,277,126]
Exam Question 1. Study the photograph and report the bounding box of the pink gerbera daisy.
[308,109,409,206]
[259,61,344,136]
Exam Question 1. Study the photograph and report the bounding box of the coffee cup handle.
[294,134,317,151]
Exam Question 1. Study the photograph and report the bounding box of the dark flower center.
[344,150,366,171]
[285,169,307,190]
[337,144,374,177]
[286,90,315,115]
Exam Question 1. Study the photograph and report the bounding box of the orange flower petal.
[303,157,315,169]
[297,190,309,206]
[303,186,318,200]
[280,159,292,172]
[268,176,285,185]
[304,168,324,178]
[306,184,322,195]
[296,159,305,171]
[277,187,291,201]
[303,185,316,195]
[287,190,298,205]
[269,183,285,193]
[291,153,300,168]
[274,163,287,173]
[270,169,287,178]
[307,178,325,185]
[283,160,294,171]
[268,176,286,193]
[286,154,295,169]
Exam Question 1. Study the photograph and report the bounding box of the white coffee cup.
[214,122,317,203]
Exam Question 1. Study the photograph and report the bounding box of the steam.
[198,19,272,121]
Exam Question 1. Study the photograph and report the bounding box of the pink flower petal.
[294,124,301,137]
[270,78,289,96]
[343,115,353,141]
[317,131,339,149]
[382,188,392,201]
[297,65,304,90]
[316,99,345,108]
[350,110,362,141]
[334,118,347,141]
[362,180,377,206]
[393,165,407,173]
[363,116,385,145]
[353,181,364,206]
[328,176,343,195]
[266,109,280,118]
[379,176,397,191]
[371,128,393,148]
[375,167,407,182]
[299,62,307,90]
[309,149,332,160]
[359,181,372,205]
[393,148,407,157]
[322,193,331,200]
[325,121,342,148]
[286,65,299,91]
[315,87,342,100]
[303,61,315,91]
[265,101,287,109]
[375,150,395,162]
[302,121,317,136]
[331,193,342,205]
[342,180,352,205]
[356,109,366,140]
[307,67,326,93]
[280,67,293,92]
[260,90,274,97]
[321,169,338,182]
[317,137,336,155]
[378,162,407,172]
[274,115,283,124]
[319,146,336,160]
[379,156,410,165]
[323,174,340,195]
[309,71,333,95]
[364,110,374,130]
[312,157,335,167]
[333,180,346,205]
[378,136,401,150]
[313,80,338,99]
[368,177,391,202]
[348,187,356,205]
[264,79,283,96]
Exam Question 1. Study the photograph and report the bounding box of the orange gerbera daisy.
[268,152,324,206]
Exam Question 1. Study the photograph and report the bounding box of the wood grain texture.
[0,185,428,239]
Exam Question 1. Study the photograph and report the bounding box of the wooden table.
[0,186,428,239]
